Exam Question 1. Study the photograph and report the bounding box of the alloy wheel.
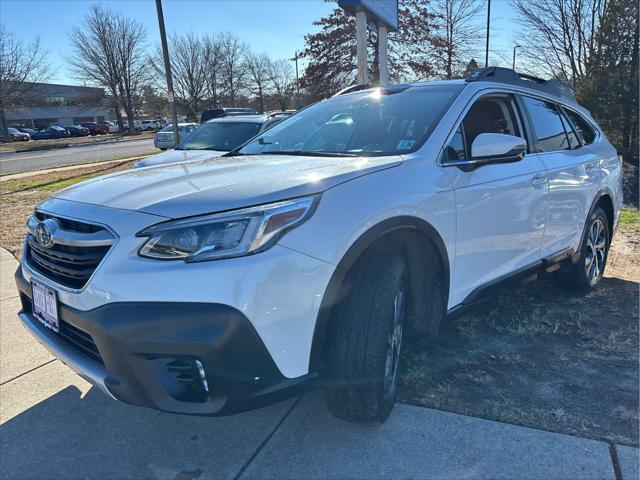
[384,287,405,400]
[585,218,606,285]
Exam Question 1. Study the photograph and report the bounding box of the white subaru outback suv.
[16,68,622,423]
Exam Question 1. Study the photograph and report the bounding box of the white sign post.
[339,0,398,86]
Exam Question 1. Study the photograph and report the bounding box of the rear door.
[441,91,549,305]
[520,96,601,257]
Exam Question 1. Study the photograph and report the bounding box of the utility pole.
[292,51,300,95]
[155,0,180,147]
[512,45,521,70]
[484,0,491,67]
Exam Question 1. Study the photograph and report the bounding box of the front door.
[441,92,549,306]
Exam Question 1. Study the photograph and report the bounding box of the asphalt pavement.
[0,137,157,175]
[1,247,638,479]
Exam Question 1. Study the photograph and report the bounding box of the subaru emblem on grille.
[34,219,59,248]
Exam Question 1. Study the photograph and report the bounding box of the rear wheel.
[325,250,408,424]
[556,207,609,292]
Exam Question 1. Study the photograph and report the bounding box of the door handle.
[531,173,548,187]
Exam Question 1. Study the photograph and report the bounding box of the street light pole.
[512,45,521,70]
[484,0,491,67]
[155,0,180,147]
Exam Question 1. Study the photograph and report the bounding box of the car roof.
[205,115,267,124]
[338,68,578,107]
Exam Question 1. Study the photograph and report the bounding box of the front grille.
[26,213,113,290]
[59,321,104,364]
[21,293,104,365]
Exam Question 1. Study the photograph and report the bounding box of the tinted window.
[559,112,580,149]
[522,96,569,152]
[564,109,596,145]
[238,85,463,157]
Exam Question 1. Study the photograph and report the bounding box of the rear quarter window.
[563,109,597,145]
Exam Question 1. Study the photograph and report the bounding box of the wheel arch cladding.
[308,216,450,373]
[595,192,614,239]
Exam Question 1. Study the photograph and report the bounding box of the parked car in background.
[80,122,109,135]
[7,127,30,141]
[153,123,198,150]
[137,115,267,168]
[200,107,257,123]
[261,111,296,131]
[17,127,37,136]
[65,125,90,137]
[102,122,119,133]
[140,120,160,131]
[31,126,71,140]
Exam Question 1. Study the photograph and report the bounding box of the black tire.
[325,249,408,424]
[556,206,610,293]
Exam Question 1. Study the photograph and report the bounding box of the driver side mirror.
[470,133,526,165]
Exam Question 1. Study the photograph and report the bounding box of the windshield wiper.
[259,150,358,158]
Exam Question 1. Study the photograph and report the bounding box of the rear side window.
[522,96,569,152]
[559,112,580,149]
[564,109,597,145]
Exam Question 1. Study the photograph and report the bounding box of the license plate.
[32,281,59,333]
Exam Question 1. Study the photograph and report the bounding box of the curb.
[0,134,155,155]
[0,155,150,182]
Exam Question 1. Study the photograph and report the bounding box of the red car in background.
[7,128,30,141]
[80,122,109,135]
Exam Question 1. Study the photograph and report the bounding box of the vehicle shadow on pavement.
[399,275,640,447]
[0,383,294,480]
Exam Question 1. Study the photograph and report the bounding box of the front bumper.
[15,267,316,415]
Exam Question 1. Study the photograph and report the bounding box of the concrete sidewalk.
[1,247,638,479]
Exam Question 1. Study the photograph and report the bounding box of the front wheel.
[325,250,407,424]
[556,207,610,292]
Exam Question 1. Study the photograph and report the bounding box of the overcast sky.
[1,0,518,85]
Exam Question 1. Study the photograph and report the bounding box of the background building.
[5,83,109,129]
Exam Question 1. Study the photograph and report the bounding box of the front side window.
[177,122,261,151]
[522,96,570,152]
[564,108,597,145]
[238,84,463,157]
[441,93,523,162]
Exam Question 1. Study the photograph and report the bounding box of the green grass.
[619,208,640,225]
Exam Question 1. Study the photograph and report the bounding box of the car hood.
[53,154,403,218]
[134,149,226,168]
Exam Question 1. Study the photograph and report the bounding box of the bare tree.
[113,14,149,130]
[151,33,209,121]
[203,33,222,109]
[512,0,609,87]
[0,27,50,139]
[431,0,485,79]
[245,52,271,113]
[219,33,248,107]
[268,59,295,111]
[69,5,125,132]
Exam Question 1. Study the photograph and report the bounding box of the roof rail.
[466,67,576,104]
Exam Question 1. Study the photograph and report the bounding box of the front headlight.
[137,195,319,262]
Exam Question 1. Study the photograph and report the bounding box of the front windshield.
[238,84,463,157]
[177,122,262,151]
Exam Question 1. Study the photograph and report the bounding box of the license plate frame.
[31,280,60,333]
